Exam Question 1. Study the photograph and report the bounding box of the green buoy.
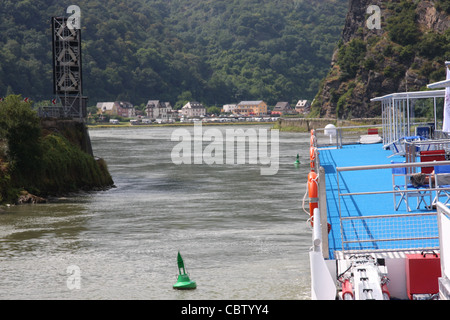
[294,154,300,166]
[173,251,197,290]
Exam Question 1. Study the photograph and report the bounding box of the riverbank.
[87,120,277,129]
[87,117,384,132]
[273,117,383,132]
[1,116,114,205]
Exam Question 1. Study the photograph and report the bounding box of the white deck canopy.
[371,90,445,150]
[427,79,450,89]
[428,62,450,89]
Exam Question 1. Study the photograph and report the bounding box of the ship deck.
[319,143,440,259]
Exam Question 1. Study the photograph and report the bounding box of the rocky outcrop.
[16,191,46,204]
[416,1,450,32]
[340,0,384,43]
[313,0,450,119]
[1,119,113,205]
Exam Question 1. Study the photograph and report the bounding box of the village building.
[222,104,237,113]
[233,101,267,116]
[96,101,135,118]
[271,102,294,116]
[295,100,311,114]
[146,100,173,121]
[181,101,206,118]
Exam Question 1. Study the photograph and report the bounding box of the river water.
[0,125,312,300]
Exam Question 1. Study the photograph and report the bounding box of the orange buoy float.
[308,171,318,221]
[307,162,332,233]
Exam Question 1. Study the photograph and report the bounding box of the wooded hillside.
[0,0,347,108]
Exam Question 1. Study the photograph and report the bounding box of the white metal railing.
[309,136,329,257]
[437,202,450,280]
[370,89,446,149]
[437,202,450,299]
[336,161,450,252]
[435,130,450,140]
[312,208,322,252]
[310,207,336,300]
[405,139,450,167]
[315,124,382,149]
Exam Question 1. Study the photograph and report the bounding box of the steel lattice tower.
[51,17,86,119]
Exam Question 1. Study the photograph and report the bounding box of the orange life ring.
[308,171,318,217]
[307,170,331,233]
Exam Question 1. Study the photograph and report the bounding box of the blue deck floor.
[319,143,440,259]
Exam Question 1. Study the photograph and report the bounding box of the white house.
[222,104,237,113]
[295,100,311,114]
[96,101,135,118]
[181,101,206,118]
[146,100,173,121]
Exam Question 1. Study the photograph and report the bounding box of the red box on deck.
[406,252,441,299]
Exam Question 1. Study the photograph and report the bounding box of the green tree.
[0,0,348,107]
[417,32,447,59]
[207,106,221,115]
[0,95,42,186]
[174,91,194,110]
[337,39,367,80]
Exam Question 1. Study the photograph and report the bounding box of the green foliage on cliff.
[436,0,450,14]
[0,95,113,203]
[39,134,114,195]
[337,39,367,80]
[386,1,420,47]
[313,0,450,119]
[0,0,347,106]
[0,95,42,185]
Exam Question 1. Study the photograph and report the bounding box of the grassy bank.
[38,133,114,196]
[0,95,114,205]
[271,123,310,132]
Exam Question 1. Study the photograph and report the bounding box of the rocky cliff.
[41,119,94,156]
[0,113,114,204]
[312,0,450,119]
